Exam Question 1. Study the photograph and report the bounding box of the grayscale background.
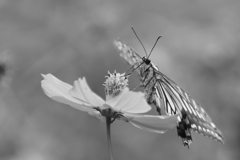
[0,0,239,160]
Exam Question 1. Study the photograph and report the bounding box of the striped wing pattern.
[114,39,224,147]
[157,76,223,144]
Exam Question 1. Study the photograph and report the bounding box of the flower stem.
[106,117,114,160]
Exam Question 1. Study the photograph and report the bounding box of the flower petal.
[41,74,94,113]
[105,87,129,108]
[112,90,151,113]
[68,77,105,107]
[124,113,179,133]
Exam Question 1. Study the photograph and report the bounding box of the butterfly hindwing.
[158,77,223,143]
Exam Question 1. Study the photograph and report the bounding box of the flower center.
[103,71,128,99]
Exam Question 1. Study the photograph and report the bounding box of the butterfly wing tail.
[190,119,224,144]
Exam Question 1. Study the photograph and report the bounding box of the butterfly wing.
[114,40,143,73]
[156,73,224,143]
[114,39,224,144]
[114,39,156,85]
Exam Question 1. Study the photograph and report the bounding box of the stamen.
[103,71,128,98]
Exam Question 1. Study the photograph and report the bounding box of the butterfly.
[114,39,224,148]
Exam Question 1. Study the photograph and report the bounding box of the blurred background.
[0,0,239,160]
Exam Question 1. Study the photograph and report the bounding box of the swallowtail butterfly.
[114,38,224,148]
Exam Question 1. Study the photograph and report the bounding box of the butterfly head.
[142,56,151,65]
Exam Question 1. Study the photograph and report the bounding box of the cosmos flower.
[41,71,179,133]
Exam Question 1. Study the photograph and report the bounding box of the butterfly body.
[114,39,224,147]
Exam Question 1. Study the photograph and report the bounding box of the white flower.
[41,72,179,133]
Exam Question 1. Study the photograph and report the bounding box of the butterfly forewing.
[114,39,224,146]
[114,40,142,68]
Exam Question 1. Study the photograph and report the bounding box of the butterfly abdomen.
[177,110,192,148]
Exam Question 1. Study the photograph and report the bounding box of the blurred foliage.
[0,0,239,160]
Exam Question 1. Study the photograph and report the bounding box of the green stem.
[106,117,114,160]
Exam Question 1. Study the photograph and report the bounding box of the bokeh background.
[0,0,239,160]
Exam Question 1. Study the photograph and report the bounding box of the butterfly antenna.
[147,36,162,59]
[131,27,148,57]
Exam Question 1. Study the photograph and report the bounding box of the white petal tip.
[41,74,46,78]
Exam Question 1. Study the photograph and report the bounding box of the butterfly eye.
[142,57,151,65]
